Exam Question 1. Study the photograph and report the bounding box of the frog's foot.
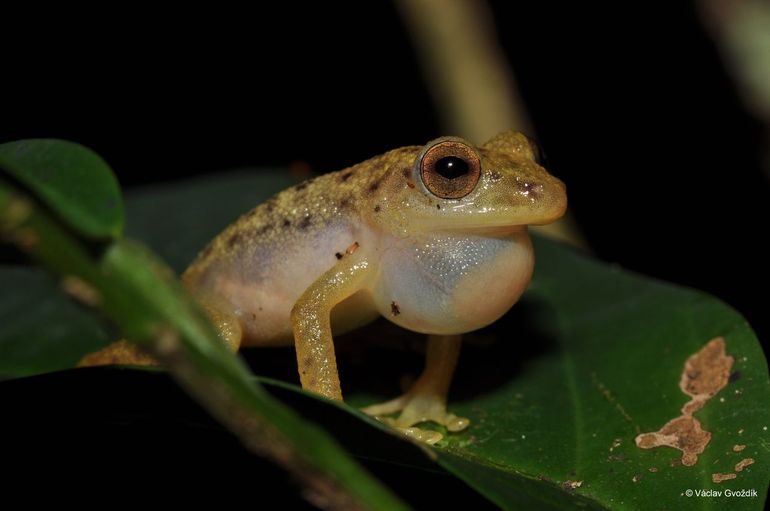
[77,339,158,367]
[361,392,469,445]
[363,334,468,444]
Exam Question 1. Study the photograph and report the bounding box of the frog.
[80,131,567,444]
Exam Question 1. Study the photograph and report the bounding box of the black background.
[2,1,768,506]
[4,3,765,341]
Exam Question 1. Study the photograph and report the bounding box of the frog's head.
[380,131,567,234]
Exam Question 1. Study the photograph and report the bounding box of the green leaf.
[0,139,123,239]
[0,176,409,511]
[429,237,770,509]
[0,267,109,379]
[0,170,297,377]
[1,169,768,510]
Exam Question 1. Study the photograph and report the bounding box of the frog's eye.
[419,140,481,199]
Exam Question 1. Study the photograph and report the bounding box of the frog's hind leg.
[362,334,470,445]
[194,292,244,352]
[77,292,243,367]
[77,339,160,367]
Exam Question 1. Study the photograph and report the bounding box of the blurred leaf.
[1,169,768,510]
[0,169,297,377]
[0,139,123,239]
[0,168,408,511]
[0,267,109,379]
[123,170,297,272]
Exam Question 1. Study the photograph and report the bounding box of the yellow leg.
[362,334,469,444]
[194,292,243,352]
[77,339,159,367]
[291,255,371,401]
[77,293,242,367]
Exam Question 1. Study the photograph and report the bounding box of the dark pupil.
[434,156,469,179]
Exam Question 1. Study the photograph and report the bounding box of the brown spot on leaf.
[733,444,746,452]
[390,301,400,316]
[561,480,583,491]
[735,458,754,472]
[712,472,737,483]
[636,416,711,466]
[635,337,734,467]
[632,474,641,483]
[680,336,734,414]
[648,467,658,473]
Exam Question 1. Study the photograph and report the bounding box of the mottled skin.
[85,131,567,444]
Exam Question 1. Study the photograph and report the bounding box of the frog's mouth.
[438,224,527,238]
[425,174,567,233]
[456,224,528,237]
[433,204,567,235]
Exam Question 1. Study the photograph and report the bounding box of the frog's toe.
[391,394,469,432]
[361,392,469,443]
[396,426,444,445]
[77,340,158,367]
[441,413,471,432]
[360,395,408,416]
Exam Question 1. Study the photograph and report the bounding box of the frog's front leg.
[362,334,469,445]
[291,253,372,401]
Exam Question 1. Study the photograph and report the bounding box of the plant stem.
[0,180,409,511]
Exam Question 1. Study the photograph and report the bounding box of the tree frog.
[82,131,567,444]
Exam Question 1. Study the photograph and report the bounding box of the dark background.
[4,3,766,345]
[2,2,768,504]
